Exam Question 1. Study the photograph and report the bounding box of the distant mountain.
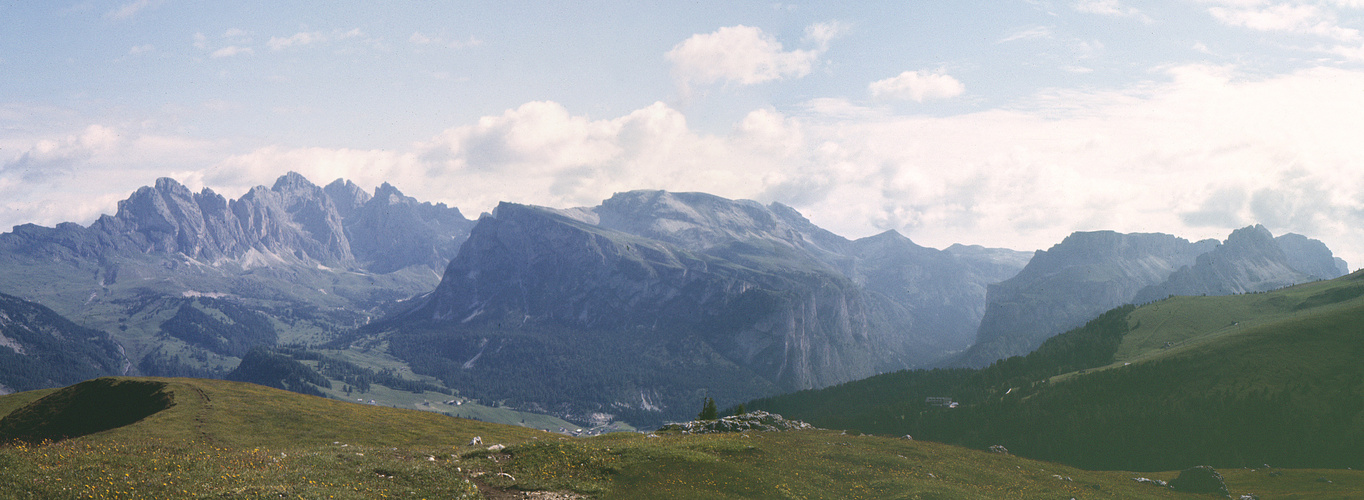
[749,270,1364,471]
[327,180,472,274]
[958,231,1217,367]
[1131,225,1329,303]
[373,190,1030,425]
[957,225,1346,367]
[0,172,474,390]
[0,292,126,394]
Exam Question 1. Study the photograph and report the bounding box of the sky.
[4,1,1364,268]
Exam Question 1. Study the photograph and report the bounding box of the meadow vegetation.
[0,377,1360,498]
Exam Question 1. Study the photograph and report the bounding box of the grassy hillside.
[2,377,1356,499]
[749,271,1364,472]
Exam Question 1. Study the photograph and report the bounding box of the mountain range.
[0,173,473,392]
[369,190,1029,424]
[957,224,1347,367]
[0,172,1348,429]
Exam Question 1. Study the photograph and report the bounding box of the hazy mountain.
[339,181,474,274]
[0,173,474,390]
[374,190,1029,425]
[1131,224,1328,303]
[959,225,1347,367]
[958,231,1217,367]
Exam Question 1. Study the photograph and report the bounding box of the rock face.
[1132,225,1332,303]
[1168,466,1230,497]
[658,411,814,434]
[958,225,1347,367]
[380,190,1030,424]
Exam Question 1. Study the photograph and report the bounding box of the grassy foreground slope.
[4,377,1355,498]
[749,271,1364,472]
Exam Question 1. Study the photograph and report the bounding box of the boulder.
[1168,466,1229,497]
[989,445,1009,454]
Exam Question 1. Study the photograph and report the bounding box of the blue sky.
[4,0,1364,267]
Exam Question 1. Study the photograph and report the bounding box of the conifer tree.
[698,397,718,420]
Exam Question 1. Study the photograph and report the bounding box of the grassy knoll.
[1,377,1360,498]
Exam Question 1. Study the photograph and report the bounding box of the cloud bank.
[4,65,1364,268]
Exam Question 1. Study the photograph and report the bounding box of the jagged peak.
[153,177,188,192]
[371,182,411,204]
[271,171,319,192]
[1225,224,1274,245]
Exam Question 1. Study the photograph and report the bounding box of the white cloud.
[1000,25,1054,42]
[409,32,483,49]
[1207,3,1361,41]
[0,125,224,229]
[106,0,159,20]
[10,66,1364,270]
[128,44,154,55]
[192,32,208,49]
[1073,0,1147,18]
[267,29,367,51]
[268,31,323,50]
[210,46,253,58]
[869,71,966,102]
[666,25,826,92]
[804,21,849,48]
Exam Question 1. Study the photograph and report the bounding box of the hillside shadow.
[0,378,175,444]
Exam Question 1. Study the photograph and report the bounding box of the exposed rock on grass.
[658,411,814,434]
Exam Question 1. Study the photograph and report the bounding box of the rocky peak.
[960,231,1217,367]
[1132,225,1317,302]
[323,179,372,220]
[230,173,352,266]
[594,190,848,255]
[1275,233,1348,280]
[342,181,473,274]
[270,171,316,193]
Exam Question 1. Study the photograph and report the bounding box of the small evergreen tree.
[697,397,718,420]
[734,403,746,416]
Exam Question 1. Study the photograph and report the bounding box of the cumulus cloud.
[666,24,829,92]
[804,21,849,48]
[10,66,1364,270]
[0,125,224,229]
[869,70,966,102]
[1206,2,1361,41]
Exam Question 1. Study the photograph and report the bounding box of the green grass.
[748,270,1364,472]
[1116,272,1364,365]
[1,377,1359,498]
